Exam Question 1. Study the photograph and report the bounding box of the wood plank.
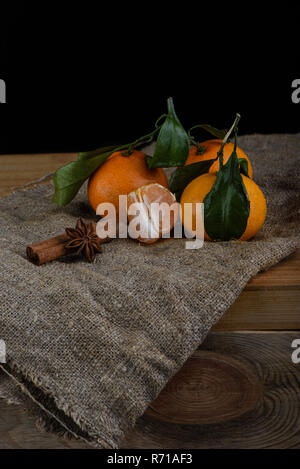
[215,249,300,331]
[246,250,300,290]
[0,153,77,196]
[0,400,90,449]
[214,288,300,331]
[121,332,300,449]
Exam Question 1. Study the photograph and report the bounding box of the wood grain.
[121,332,300,449]
[0,400,91,449]
[215,250,300,331]
[214,289,300,331]
[0,153,77,196]
[247,250,300,290]
[146,351,262,425]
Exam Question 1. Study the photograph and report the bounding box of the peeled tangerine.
[127,183,178,244]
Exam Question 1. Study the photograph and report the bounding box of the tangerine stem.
[124,117,166,155]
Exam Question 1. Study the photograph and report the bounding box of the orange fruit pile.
[87,133,266,242]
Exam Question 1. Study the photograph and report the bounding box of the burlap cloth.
[0,134,299,448]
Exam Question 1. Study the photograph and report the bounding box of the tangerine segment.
[88,150,168,214]
[180,172,266,241]
[185,139,253,179]
[127,183,178,244]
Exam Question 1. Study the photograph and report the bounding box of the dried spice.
[27,218,107,265]
[65,218,102,262]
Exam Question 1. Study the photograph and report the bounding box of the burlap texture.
[0,134,299,448]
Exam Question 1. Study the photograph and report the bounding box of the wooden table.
[0,154,299,449]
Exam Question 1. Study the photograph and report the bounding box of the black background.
[1,2,299,154]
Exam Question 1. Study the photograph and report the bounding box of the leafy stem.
[123,114,167,156]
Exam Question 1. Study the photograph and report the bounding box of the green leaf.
[52,150,113,207]
[203,127,250,241]
[148,97,190,168]
[238,158,249,177]
[188,124,227,145]
[194,124,228,140]
[169,159,215,201]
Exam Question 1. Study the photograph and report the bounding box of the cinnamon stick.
[26,233,71,265]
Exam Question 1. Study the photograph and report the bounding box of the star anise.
[65,218,102,262]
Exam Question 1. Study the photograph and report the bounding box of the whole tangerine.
[88,150,168,214]
[180,172,266,241]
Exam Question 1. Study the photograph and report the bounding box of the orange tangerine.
[180,172,266,241]
[185,139,253,178]
[88,150,168,214]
